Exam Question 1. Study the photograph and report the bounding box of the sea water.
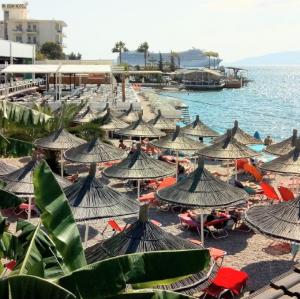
[161,66,300,142]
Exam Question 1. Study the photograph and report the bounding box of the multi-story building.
[119,48,222,69]
[0,3,66,49]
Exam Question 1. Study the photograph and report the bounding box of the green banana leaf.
[0,189,23,209]
[0,275,76,299]
[10,221,64,279]
[33,160,86,272]
[58,249,210,298]
[106,290,194,299]
[0,100,53,126]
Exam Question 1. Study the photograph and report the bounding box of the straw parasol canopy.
[198,129,258,160]
[64,164,139,221]
[100,108,128,131]
[34,128,85,150]
[85,205,217,295]
[214,121,262,145]
[120,103,139,124]
[182,115,219,138]
[264,129,298,156]
[73,105,100,124]
[1,159,70,195]
[157,159,247,208]
[147,110,177,131]
[104,146,175,180]
[116,114,166,138]
[260,139,300,175]
[64,138,126,164]
[244,197,300,244]
[0,161,17,176]
[150,125,205,152]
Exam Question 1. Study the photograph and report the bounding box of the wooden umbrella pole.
[60,150,64,177]
[137,179,141,200]
[176,150,179,181]
[226,159,230,182]
[200,213,204,246]
[235,158,237,180]
[28,196,32,221]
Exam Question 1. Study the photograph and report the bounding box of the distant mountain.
[232,51,300,66]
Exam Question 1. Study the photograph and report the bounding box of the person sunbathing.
[118,139,127,150]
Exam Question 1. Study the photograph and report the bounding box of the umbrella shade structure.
[103,148,175,180]
[1,159,70,195]
[116,114,166,138]
[264,129,298,156]
[100,108,128,131]
[244,197,300,244]
[214,121,262,145]
[182,115,219,138]
[64,138,126,164]
[150,125,205,151]
[0,161,17,176]
[120,103,139,124]
[198,129,258,160]
[64,164,139,221]
[260,139,300,175]
[34,128,85,150]
[85,205,217,296]
[73,105,100,124]
[147,109,177,131]
[157,159,247,208]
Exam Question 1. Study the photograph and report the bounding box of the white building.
[0,3,66,49]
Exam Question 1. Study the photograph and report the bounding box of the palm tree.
[171,51,181,69]
[137,42,149,69]
[112,41,128,65]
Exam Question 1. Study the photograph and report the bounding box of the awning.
[2,64,59,74]
[58,64,111,74]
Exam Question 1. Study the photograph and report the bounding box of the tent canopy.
[2,64,112,74]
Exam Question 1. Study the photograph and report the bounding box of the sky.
[3,0,300,62]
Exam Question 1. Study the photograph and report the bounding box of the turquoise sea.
[161,66,300,142]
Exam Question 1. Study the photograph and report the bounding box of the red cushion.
[278,186,294,201]
[211,267,248,295]
[260,182,280,200]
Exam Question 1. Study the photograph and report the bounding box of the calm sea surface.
[161,66,300,142]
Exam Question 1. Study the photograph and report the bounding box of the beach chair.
[1,260,16,277]
[157,177,176,190]
[178,213,201,235]
[101,219,127,236]
[14,202,37,218]
[260,182,280,201]
[203,267,248,299]
[278,186,294,201]
[205,218,229,239]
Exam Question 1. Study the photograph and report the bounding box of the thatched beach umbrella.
[64,138,126,164]
[157,159,247,243]
[116,114,166,140]
[85,205,217,296]
[120,103,139,124]
[260,140,300,176]
[147,110,177,132]
[214,120,262,145]
[0,161,17,176]
[198,129,258,180]
[64,139,137,245]
[34,128,85,176]
[150,125,205,180]
[182,115,219,138]
[104,146,175,198]
[64,164,139,222]
[264,129,297,156]
[1,159,70,219]
[73,105,99,124]
[244,197,300,244]
[100,108,128,136]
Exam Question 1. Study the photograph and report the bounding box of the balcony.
[27,29,38,34]
[13,28,23,33]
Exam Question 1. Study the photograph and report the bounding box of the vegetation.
[112,41,128,65]
[158,52,164,72]
[137,42,149,69]
[40,42,65,60]
[170,54,176,72]
[0,161,211,298]
[68,52,82,60]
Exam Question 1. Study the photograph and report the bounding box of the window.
[32,36,37,44]
[16,36,22,43]
[33,24,37,32]
[27,36,31,43]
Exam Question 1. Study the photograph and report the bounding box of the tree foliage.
[40,42,65,60]
[137,42,149,69]
[112,41,128,64]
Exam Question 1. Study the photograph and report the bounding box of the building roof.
[2,64,112,74]
[246,264,300,298]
